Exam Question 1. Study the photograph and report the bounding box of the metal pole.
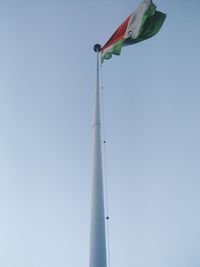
[89,44,107,267]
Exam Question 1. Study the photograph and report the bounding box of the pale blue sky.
[0,0,200,267]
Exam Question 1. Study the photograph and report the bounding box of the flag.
[101,0,166,62]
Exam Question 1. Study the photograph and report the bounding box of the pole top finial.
[93,44,101,52]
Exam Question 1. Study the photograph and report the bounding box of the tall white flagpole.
[89,44,107,267]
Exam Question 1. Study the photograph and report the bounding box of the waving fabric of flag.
[101,0,166,62]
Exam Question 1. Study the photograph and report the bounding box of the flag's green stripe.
[139,3,156,35]
[112,39,124,55]
[124,11,166,46]
[102,39,124,62]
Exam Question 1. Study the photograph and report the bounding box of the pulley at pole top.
[93,44,101,52]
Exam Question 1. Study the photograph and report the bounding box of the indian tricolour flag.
[101,0,166,62]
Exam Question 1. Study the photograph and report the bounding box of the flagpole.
[89,44,107,267]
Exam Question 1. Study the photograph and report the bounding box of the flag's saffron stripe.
[100,16,130,52]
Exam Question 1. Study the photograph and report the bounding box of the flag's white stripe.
[101,45,115,58]
[125,0,151,39]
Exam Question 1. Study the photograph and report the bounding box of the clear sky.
[0,0,200,267]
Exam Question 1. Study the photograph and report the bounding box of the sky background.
[0,0,200,266]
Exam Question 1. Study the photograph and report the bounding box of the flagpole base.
[93,44,101,52]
